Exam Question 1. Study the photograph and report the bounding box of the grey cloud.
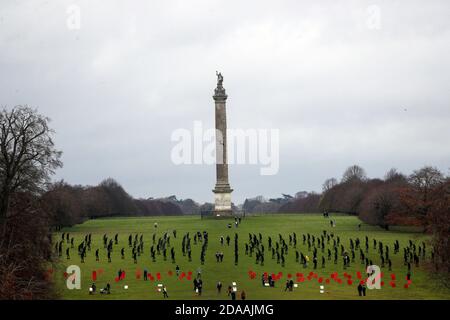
[1,0,449,203]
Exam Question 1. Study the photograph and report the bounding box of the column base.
[212,188,233,217]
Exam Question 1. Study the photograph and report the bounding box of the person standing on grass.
[197,279,203,296]
[362,283,367,296]
[284,280,290,291]
[241,290,246,300]
[357,283,363,296]
[193,278,198,292]
[217,281,222,294]
[162,286,169,298]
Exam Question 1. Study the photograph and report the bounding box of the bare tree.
[384,168,406,182]
[0,106,62,222]
[409,166,444,198]
[322,178,338,192]
[342,165,367,183]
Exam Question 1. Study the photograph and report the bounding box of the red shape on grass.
[92,271,97,281]
[347,279,353,285]
[390,273,396,280]
[63,272,68,279]
[325,279,330,284]
[156,272,161,280]
[168,270,173,276]
[381,281,385,286]
[115,277,119,282]
[404,284,409,289]
[356,271,362,279]
[287,273,292,279]
[318,277,323,283]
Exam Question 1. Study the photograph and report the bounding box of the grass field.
[53,214,450,300]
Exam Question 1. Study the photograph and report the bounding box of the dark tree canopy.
[0,106,62,220]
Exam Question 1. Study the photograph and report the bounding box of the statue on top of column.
[214,71,227,98]
[216,71,223,87]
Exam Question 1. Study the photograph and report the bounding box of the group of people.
[56,215,434,298]
[215,251,224,262]
[193,277,204,295]
[89,282,110,295]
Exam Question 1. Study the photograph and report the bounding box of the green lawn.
[52,214,450,300]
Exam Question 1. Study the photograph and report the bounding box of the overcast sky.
[1,0,449,204]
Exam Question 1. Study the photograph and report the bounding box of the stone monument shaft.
[213,72,233,216]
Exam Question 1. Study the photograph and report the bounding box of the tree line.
[1,106,448,298]
[45,178,183,230]
[278,164,449,275]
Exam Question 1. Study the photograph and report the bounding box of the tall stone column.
[212,72,233,216]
